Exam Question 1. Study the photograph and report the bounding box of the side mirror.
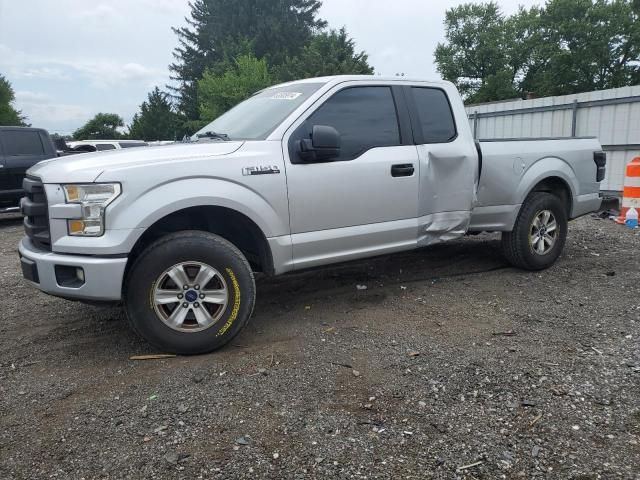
[297,125,340,162]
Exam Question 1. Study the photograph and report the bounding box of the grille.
[21,177,51,251]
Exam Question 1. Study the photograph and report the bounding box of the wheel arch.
[517,157,577,217]
[125,205,275,281]
[525,176,573,218]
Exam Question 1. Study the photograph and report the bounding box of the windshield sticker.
[270,92,302,100]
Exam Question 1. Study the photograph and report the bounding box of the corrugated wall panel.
[466,85,640,192]
[611,103,630,144]
[603,150,640,191]
[624,102,640,143]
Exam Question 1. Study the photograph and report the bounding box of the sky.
[0,0,541,135]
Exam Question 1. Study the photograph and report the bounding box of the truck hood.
[28,141,245,183]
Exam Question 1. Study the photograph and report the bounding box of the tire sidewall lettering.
[148,280,157,310]
[217,268,241,337]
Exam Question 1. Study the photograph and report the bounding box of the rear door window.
[3,130,45,155]
[410,87,457,144]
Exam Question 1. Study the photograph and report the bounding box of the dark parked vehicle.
[0,127,57,212]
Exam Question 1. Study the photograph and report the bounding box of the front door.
[283,83,420,270]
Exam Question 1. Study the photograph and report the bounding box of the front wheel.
[501,192,568,271]
[124,231,256,354]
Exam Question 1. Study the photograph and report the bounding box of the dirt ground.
[0,212,639,479]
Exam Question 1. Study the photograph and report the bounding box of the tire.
[501,192,568,271]
[124,231,256,355]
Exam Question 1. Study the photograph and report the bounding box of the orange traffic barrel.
[616,157,640,224]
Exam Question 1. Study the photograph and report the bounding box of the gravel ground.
[0,213,639,479]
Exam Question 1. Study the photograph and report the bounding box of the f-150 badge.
[242,166,281,176]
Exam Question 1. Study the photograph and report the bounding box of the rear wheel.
[124,231,255,354]
[501,192,568,271]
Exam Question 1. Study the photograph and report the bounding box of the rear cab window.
[410,87,457,144]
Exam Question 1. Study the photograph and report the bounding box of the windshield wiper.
[196,131,230,141]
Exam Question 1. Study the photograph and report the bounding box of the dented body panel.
[415,142,478,245]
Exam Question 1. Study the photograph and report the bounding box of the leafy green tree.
[276,28,374,81]
[73,113,124,140]
[129,87,180,141]
[523,0,640,96]
[198,55,272,122]
[436,0,640,103]
[170,0,326,120]
[435,2,520,103]
[0,74,27,126]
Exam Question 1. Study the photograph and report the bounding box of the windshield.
[195,83,325,141]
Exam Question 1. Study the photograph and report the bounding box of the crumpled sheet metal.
[417,211,471,247]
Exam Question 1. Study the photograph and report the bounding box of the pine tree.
[276,28,374,82]
[129,88,180,141]
[169,0,325,120]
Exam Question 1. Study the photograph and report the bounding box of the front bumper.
[18,237,127,301]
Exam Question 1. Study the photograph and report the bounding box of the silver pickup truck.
[19,76,606,354]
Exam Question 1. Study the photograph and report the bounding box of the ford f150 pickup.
[18,76,606,354]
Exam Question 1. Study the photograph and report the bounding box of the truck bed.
[469,137,603,232]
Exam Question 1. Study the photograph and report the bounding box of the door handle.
[391,164,415,177]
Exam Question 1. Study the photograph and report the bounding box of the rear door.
[405,86,478,245]
[284,83,420,269]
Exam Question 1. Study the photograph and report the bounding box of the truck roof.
[0,126,49,133]
[277,75,452,88]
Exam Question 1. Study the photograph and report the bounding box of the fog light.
[55,265,85,288]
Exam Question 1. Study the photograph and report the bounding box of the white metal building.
[465,85,640,192]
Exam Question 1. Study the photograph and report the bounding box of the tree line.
[436,0,640,104]
[1,0,639,138]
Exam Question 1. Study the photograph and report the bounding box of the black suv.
[0,127,57,212]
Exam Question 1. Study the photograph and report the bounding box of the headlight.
[62,183,121,236]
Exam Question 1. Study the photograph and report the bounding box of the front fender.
[106,176,289,238]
